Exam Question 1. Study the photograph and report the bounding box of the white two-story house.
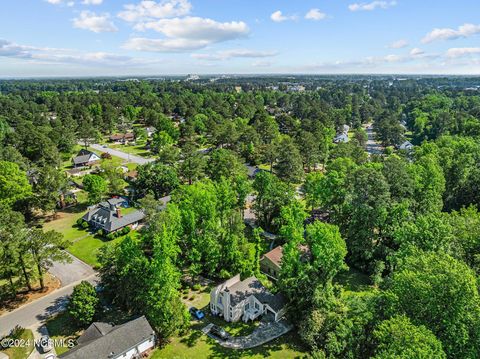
[210,274,287,323]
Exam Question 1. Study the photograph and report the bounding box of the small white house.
[210,275,287,323]
[334,133,349,144]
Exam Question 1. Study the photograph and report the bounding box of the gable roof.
[72,149,100,165]
[260,245,311,269]
[83,200,145,232]
[77,322,113,345]
[225,276,287,312]
[60,316,154,359]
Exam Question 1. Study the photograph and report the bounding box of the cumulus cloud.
[82,0,103,4]
[73,11,118,33]
[422,23,480,43]
[388,39,408,49]
[305,9,327,21]
[348,1,397,12]
[124,16,249,52]
[446,47,480,58]
[118,0,192,22]
[191,49,278,61]
[270,10,297,23]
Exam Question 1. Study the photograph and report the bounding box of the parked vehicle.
[210,325,229,340]
[40,335,53,353]
[189,307,205,320]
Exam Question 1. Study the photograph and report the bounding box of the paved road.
[364,123,383,155]
[89,144,155,165]
[0,274,98,338]
[49,252,95,287]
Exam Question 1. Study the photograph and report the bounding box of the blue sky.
[1,0,480,77]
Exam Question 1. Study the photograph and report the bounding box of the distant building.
[145,127,156,138]
[210,274,287,323]
[109,133,135,144]
[72,149,101,168]
[82,197,144,234]
[399,140,414,151]
[260,245,311,280]
[59,316,155,359]
[334,133,349,143]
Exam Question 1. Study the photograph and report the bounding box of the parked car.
[40,335,53,353]
[189,307,205,320]
[210,325,229,340]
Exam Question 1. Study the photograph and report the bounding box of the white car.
[40,335,53,353]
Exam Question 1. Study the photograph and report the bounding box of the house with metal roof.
[59,316,155,359]
[210,274,287,323]
[82,198,145,234]
[72,149,101,168]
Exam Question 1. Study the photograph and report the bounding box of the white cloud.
[73,11,118,33]
[45,0,74,5]
[0,38,156,67]
[410,48,424,56]
[388,39,408,49]
[305,9,327,21]
[252,60,273,67]
[125,16,249,52]
[82,0,103,4]
[118,0,192,22]
[348,1,397,12]
[446,47,480,58]
[422,23,480,43]
[192,49,278,61]
[270,10,297,23]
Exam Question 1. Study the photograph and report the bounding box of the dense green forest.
[1,76,480,358]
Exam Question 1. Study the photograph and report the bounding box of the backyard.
[0,328,34,359]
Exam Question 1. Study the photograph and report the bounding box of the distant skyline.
[2,0,480,77]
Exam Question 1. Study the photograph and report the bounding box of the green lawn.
[67,232,135,268]
[108,142,153,158]
[43,204,89,243]
[0,328,34,359]
[154,288,307,359]
[334,267,373,294]
[45,312,81,356]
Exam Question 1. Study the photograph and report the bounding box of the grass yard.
[0,328,34,359]
[108,142,153,158]
[335,267,373,294]
[43,205,89,243]
[67,232,134,267]
[45,311,81,356]
[154,287,307,359]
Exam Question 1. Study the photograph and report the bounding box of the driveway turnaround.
[89,144,155,165]
[49,252,95,287]
[209,319,293,349]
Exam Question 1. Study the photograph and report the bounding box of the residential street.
[364,123,383,155]
[0,274,98,338]
[89,143,155,165]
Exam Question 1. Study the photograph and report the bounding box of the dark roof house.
[82,198,145,233]
[60,316,155,359]
[72,149,101,168]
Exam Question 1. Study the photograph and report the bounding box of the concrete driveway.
[207,319,293,349]
[49,252,95,287]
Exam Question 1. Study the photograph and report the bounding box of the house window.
[218,296,222,304]
[254,302,259,310]
[245,303,249,310]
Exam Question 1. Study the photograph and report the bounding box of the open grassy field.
[0,328,34,359]
[43,204,89,243]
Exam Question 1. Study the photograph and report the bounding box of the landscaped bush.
[76,218,84,226]
[192,284,201,291]
[106,233,115,241]
[97,229,104,237]
[121,226,131,235]
[81,221,89,229]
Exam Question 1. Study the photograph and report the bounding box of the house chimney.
[116,208,122,218]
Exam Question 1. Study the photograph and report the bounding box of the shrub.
[106,233,115,241]
[121,226,131,235]
[192,284,201,291]
[76,218,84,226]
[81,221,89,229]
[97,229,104,237]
